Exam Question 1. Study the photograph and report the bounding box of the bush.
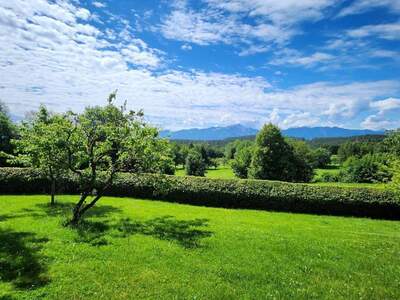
[231,145,253,178]
[0,168,398,220]
[316,172,341,183]
[310,148,331,168]
[185,151,206,176]
[342,154,393,183]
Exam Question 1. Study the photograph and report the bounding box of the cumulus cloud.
[1,0,400,130]
[92,1,106,8]
[337,0,400,17]
[159,0,336,48]
[347,23,400,40]
[181,44,192,51]
[269,51,335,68]
[362,98,400,129]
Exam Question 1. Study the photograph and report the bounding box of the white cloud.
[92,1,107,8]
[369,49,400,59]
[181,44,192,50]
[159,0,336,47]
[361,114,400,130]
[347,23,400,40]
[362,98,400,129]
[370,97,400,112]
[238,45,269,56]
[337,0,400,17]
[1,0,400,130]
[269,50,335,67]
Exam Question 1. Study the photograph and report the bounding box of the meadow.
[175,165,388,189]
[1,195,399,299]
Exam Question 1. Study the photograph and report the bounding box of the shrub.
[0,168,398,220]
[318,172,341,183]
[185,150,205,176]
[342,154,393,183]
[231,145,253,178]
[310,148,331,168]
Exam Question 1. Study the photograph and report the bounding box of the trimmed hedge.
[0,168,399,220]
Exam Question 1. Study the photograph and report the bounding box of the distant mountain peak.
[160,124,257,140]
[160,124,384,141]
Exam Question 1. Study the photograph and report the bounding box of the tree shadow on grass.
[74,220,111,246]
[115,216,213,249]
[0,229,49,290]
[33,202,122,218]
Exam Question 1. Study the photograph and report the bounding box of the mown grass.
[175,165,235,179]
[175,165,386,189]
[0,195,399,299]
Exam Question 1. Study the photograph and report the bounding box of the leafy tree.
[65,92,165,225]
[231,145,253,178]
[249,124,312,182]
[185,150,205,176]
[384,129,400,156]
[310,147,331,168]
[11,106,69,205]
[337,141,379,163]
[121,126,175,175]
[391,159,400,196]
[0,101,17,166]
[342,154,392,183]
[171,143,189,167]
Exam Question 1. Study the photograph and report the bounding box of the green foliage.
[0,168,398,219]
[10,106,71,203]
[185,150,206,176]
[171,143,189,166]
[12,106,69,173]
[0,101,17,166]
[249,124,312,182]
[121,126,175,175]
[310,147,331,168]
[8,94,172,222]
[337,140,381,163]
[342,154,392,183]
[224,140,253,160]
[231,145,253,178]
[390,160,400,196]
[383,129,400,156]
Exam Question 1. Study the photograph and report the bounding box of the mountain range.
[160,124,384,141]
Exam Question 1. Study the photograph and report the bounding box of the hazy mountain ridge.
[161,125,384,141]
[160,124,258,140]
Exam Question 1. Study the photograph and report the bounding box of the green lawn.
[1,195,399,299]
[175,165,235,179]
[175,165,387,189]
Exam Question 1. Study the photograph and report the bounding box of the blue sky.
[0,0,399,130]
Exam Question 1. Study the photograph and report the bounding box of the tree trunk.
[68,192,88,226]
[50,178,56,206]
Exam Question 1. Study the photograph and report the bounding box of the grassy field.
[175,165,235,179]
[175,165,387,189]
[1,195,399,299]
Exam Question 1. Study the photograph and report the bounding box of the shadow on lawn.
[72,216,213,248]
[0,229,49,290]
[34,202,122,218]
[74,220,111,246]
[115,216,213,249]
